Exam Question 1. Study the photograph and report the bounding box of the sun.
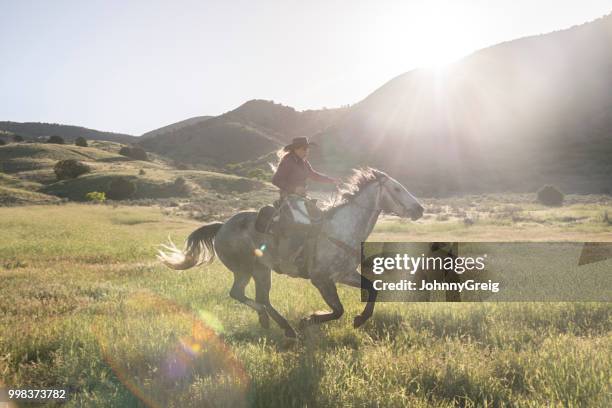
[411,28,474,70]
[389,2,481,71]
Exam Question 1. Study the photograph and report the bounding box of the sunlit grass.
[0,203,610,407]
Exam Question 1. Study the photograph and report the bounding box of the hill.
[313,13,612,195]
[0,121,137,144]
[0,142,274,205]
[140,115,212,139]
[140,100,347,166]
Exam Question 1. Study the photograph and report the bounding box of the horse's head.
[377,174,424,220]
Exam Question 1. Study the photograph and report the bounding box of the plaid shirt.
[271,152,334,194]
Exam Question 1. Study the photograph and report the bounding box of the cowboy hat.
[283,137,318,152]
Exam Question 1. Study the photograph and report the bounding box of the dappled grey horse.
[158,168,424,337]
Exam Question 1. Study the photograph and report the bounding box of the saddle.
[255,196,324,277]
[255,205,276,234]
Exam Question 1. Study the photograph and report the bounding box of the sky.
[1,0,611,135]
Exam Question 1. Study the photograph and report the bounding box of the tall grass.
[0,205,610,407]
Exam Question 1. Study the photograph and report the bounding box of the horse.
[158,168,424,338]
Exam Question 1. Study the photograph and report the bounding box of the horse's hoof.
[353,314,369,328]
[258,314,270,329]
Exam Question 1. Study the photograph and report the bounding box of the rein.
[324,176,418,258]
[343,177,413,216]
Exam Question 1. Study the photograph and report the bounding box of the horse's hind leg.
[339,272,377,328]
[229,271,269,328]
[300,275,344,328]
[252,265,296,338]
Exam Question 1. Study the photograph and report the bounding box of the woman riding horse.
[271,137,339,273]
[159,166,424,338]
[272,136,339,204]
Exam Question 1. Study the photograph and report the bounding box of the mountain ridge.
[311,12,612,194]
[0,121,137,144]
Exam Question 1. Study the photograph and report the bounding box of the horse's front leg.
[339,272,377,328]
[300,275,344,328]
[252,264,297,338]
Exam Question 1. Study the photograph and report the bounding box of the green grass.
[0,204,610,407]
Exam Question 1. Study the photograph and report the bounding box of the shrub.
[138,168,146,175]
[0,139,5,146]
[175,162,189,170]
[107,177,137,200]
[13,134,24,142]
[75,137,88,147]
[85,191,106,202]
[537,185,564,206]
[47,135,65,144]
[169,176,190,196]
[54,159,91,180]
[119,145,148,161]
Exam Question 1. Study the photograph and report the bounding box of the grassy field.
[1,202,611,407]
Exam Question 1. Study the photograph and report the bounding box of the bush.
[47,135,65,144]
[119,145,148,161]
[13,134,24,142]
[107,177,137,200]
[54,159,91,180]
[85,191,106,202]
[0,139,5,146]
[75,137,88,147]
[168,176,190,196]
[138,168,146,175]
[537,185,564,206]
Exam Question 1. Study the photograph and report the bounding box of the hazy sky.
[1,0,611,135]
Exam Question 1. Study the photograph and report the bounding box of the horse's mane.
[322,167,387,214]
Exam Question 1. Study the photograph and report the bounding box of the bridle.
[326,177,418,258]
[347,177,416,217]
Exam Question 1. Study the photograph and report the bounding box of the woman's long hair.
[270,147,290,172]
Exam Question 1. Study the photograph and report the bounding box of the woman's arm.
[305,160,337,184]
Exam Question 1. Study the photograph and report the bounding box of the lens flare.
[92,292,248,407]
[254,243,267,257]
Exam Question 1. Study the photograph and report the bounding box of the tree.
[163,176,190,196]
[107,177,137,200]
[47,135,65,144]
[85,191,106,202]
[537,185,564,206]
[119,145,148,161]
[13,134,24,142]
[54,159,91,180]
[75,137,88,147]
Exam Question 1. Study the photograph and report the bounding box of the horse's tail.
[157,222,224,270]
